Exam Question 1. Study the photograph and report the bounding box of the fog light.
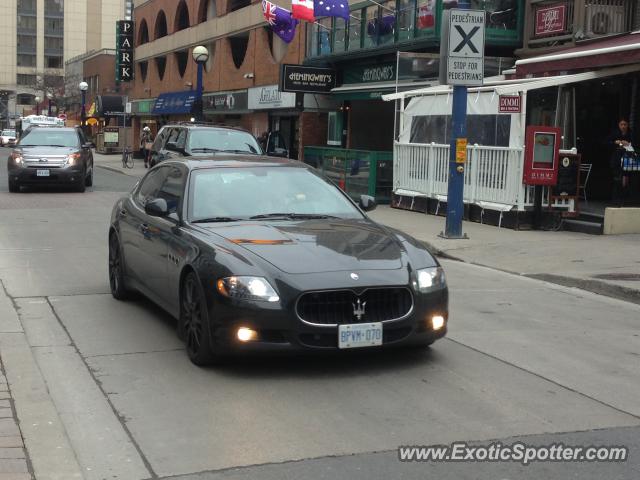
[237,327,258,342]
[431,315,445,331]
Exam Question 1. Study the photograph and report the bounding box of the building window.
[317,17,332,55]
[175,50,189,77]
[155,56,167,80]
[155,11,168,39]
[44,0,64,17]
[416,0,435,35]
[228,33,249,69]
[397,0,415,41]
[139,61,148,82]
[17,0,36,14]
[17,74,37,86]
[17,34,37,52]
[363,5,378,48]
[228,0,250,13]
[45,17,63,36]
[17,55,36,67]
[334,18,347,52]
[17,15,37,33]
[138,19,149,45]
[175,0,190,32]
[348,9,362,51]
[327,111,343,146]
[46,56,63,69]
[198,0,217,23]
[17,94,35,105]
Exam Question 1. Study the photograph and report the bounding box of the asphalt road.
[0,147,639,480]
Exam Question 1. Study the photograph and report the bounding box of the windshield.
[188,129,261,155]
[189,167,363,222]
[19,129,78,147]
[2,130,15,137]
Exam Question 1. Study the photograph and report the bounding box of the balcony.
[521,0,635,53]
[306,0,524,60]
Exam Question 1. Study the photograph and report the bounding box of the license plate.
[338,322,383,349]
[36,169,50,177]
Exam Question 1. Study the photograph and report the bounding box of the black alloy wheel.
[108,233,130,300]
[179,272,218,365]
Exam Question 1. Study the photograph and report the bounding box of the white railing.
[394,142,526,210]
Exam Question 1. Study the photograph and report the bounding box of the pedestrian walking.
[140,126,153,168]
[607,118,634,205]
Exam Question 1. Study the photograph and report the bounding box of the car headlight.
[415,267,446,292]
[66,153,81,165]
[216,276,279,302]
[10,152,23,164]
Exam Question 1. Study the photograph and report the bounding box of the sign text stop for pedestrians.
[447,9,485,86]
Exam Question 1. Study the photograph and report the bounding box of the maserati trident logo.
[350,272,359,280]
[352,298,366,321]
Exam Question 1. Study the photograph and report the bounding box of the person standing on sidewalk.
[607,118,634,206]
[140,126,153,168]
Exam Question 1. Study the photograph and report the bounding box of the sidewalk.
[369,206,640,304]
[93,151,147,178]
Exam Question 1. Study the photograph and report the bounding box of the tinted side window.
[152,128,169,151]
[175,129,187,149]
[135,167,170,207]
[157,166,186,214]
[167,128,181,145]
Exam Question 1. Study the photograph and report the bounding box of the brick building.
[129,0,337,159]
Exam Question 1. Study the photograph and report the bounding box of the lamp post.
[192,45,209,122]
[35,96,41,115]
[79,81,88,129]
[46,93,53,117]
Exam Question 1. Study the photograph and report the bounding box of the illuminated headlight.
[66,153,81,165]
[415,267,446,292]
[217,276,279,302]
[10,153,23,164]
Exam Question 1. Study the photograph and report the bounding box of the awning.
[331,80,434,100]
[152,91,197,115]
[383,64,640,101]
[516,32,640,76]
[97,95,125,116]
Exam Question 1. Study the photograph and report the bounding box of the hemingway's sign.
[534,4,566,37]
[499,95,521,113]
[280,65,337,93]
[116,20,134,82]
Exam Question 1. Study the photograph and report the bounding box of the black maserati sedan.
[108,158,448,365]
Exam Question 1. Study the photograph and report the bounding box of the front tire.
[108,233,131,300]
[85,164,93,187]
[179,272,219,366]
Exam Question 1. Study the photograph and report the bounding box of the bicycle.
[121,146,134,169]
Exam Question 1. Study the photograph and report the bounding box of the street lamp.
[192,45,209,122]
[46,92,53,117]
[79,81,88,128]
[35,96,41,115]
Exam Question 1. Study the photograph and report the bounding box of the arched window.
[228,0,250,14]
[204,42,216,72]
[154,10,168,39]
[139,61,148,82]
[175,50,189,77]
[175,0,190,32]
[228,32,249,69]
[155,56,167,80]
[138,19,149,46]
[198,0,217,23]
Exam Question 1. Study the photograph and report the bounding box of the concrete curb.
[420,240,640,306]
[95,164,141,178]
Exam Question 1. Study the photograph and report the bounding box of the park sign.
[116,20,134,83]
[446,9,485,86]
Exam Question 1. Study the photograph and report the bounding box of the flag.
[263,0,299,44]
[292,0,315,22]
[314,0,349,21]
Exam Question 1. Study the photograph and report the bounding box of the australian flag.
[314,0,349,21]
[263,0,299,44]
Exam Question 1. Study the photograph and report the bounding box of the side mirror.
[166,141,185,154]
[82,142,95,149]
[145,198,169,217]
[359,195,377,212]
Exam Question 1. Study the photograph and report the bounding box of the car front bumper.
[209,289,448,354]
[8,165,84,185]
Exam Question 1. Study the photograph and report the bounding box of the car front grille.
[296,287,413,325]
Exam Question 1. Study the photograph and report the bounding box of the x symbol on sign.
[453,25,480,54]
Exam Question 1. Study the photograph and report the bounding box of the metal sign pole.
[445,83,468,238]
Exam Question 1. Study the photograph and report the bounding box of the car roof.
[160,122,251,134]
[162,156,308,171]
[26,126,76,131]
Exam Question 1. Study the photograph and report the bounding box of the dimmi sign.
[535,4,566,37]
[499,95,521,113]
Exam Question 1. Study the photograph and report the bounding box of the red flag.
[292,0,315,22]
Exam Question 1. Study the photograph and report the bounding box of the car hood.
[203,218,404,274]
[16,145,77,155]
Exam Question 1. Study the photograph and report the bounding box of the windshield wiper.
[249,213,339,220]
[220,149,258,155]
[191,216,241,223]
[190,147,222,153]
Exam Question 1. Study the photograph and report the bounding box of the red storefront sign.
[523,126,561,186]
[534,4,566,37]
[499,95,521,113]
